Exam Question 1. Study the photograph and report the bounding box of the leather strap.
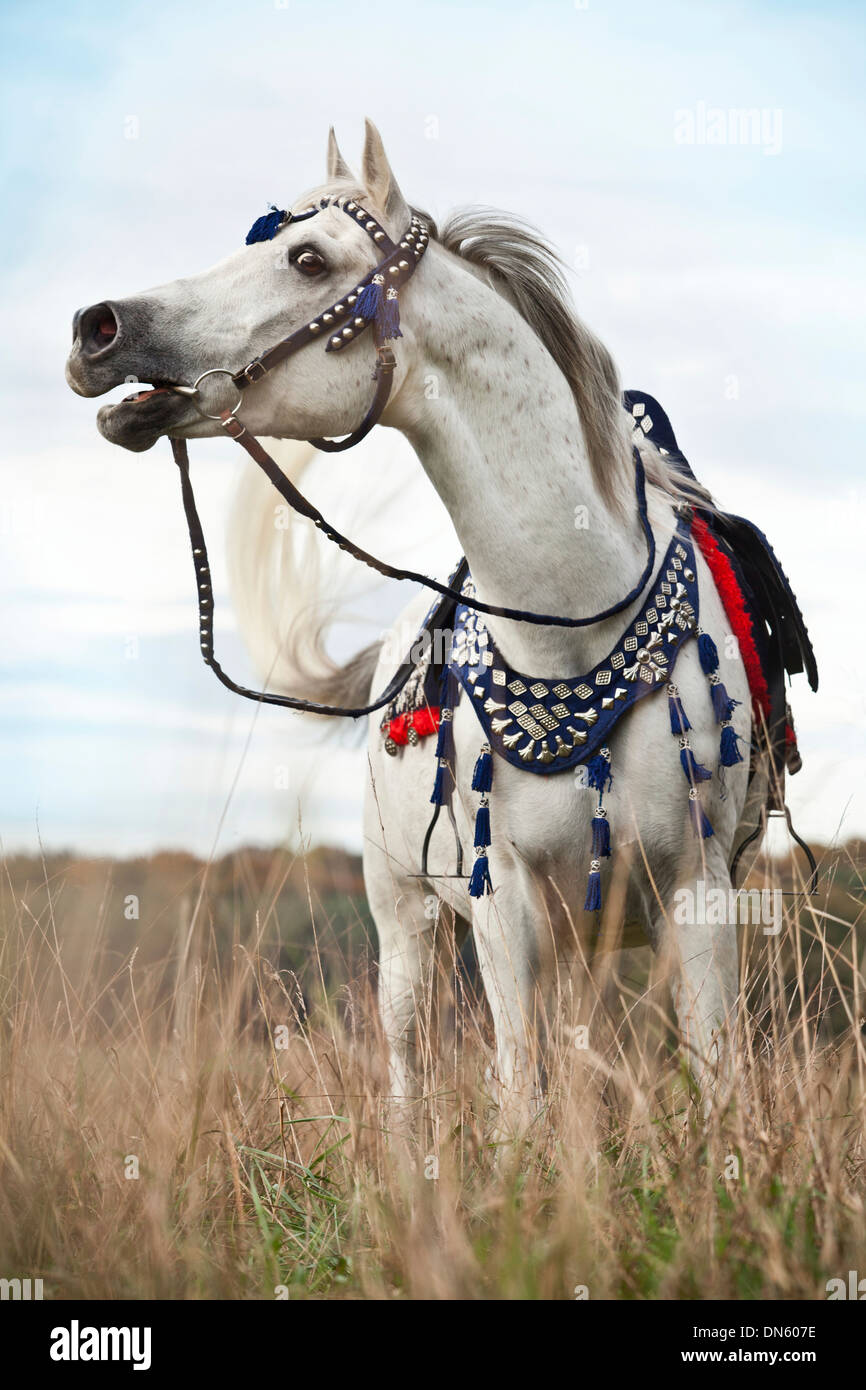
[216,429,657,627]
[308,347,395,452]
[172,434,461,716]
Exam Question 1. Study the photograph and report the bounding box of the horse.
[67,119,787,1124]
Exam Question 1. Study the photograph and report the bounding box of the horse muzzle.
[66,296,199,451]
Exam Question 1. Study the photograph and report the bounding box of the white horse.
[67,121,768,1119]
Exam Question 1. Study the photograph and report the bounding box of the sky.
[0,0,864,860]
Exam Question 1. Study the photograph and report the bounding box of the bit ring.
[187,368,245,421]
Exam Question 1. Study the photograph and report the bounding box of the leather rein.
[169,194,657,718]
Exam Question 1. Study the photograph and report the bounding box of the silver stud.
[400,240,409,248]
[342,326,353,338]
[334,303,344,314]
[309,321,320,332]
[347,294,357,304]
[388,265,399,275]
[354,316,365,327]
[374,231,385,241]
[398,259,408,269]
[323,312,333,323]
[366,220,376,230]
[346,201,356,211]
[330,336,341,347]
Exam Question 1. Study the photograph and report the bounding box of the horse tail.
[226,440,382,713]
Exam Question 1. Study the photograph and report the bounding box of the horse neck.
[392,251,648,672]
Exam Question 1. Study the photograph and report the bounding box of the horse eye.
[293,248,327,277]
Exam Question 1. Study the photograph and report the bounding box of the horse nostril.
[77,302,120,355]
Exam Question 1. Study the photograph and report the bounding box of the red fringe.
[383,705,441,746]
[691,515,770,724]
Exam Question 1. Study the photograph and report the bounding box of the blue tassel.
[584,862,602,912]
[710,679,740,725]
[689,793,714,839]
[720,723,744,767]
[471,745,493,793]
[697,630,719,675]
[591,809,611,858]
[469,851,493,898]
[380,287,402,341]
[355,276,385,322]
[245,206,286,244]
[474,799,491,849]
[680,745,712,783]
[430,759,445,806]
[668,687,691,735]
[586,747,612,794]
[433,716,448,761]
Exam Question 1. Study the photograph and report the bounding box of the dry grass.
[0,838,864,1301]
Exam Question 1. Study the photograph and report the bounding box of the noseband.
[170,195,658,717]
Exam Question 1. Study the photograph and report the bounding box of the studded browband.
[171,195,662,717]
[229,196,429,452]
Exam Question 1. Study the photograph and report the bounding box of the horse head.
[65,120,416,452]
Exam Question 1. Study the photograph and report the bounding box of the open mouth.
[121,381,176,404]
[97,382,197,452]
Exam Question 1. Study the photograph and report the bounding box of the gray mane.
[428,205,713,514]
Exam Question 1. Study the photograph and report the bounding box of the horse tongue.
[123,386,169,403]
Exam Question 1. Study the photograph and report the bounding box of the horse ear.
[361,118,409,224]
[326,127,353,181]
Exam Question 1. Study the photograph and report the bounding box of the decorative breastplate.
[450,519,699,773]
[380,507,744,910]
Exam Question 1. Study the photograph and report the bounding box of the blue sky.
[1,0,864,857]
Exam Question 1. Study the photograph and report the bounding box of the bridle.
[169,194,659,717]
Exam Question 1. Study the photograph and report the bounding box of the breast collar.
[449,512,700,772]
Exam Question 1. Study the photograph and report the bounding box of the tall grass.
[0,839,863,1300]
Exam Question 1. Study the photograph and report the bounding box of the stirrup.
[408,800,469,880]
[731,803,819,898]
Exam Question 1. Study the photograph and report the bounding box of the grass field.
[0,837,864,1301]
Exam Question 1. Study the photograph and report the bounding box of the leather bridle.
[169,194,659,717]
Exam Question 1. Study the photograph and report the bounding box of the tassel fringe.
[689,790,714,839]
[471,744,493,793]
[584,860,602,912]
[468,740,494,897]
[381,287,402,341]
[591,808,611,858]
[245,206,286,244]
[354,276,384,322]
[697,629,719,675]
[709,676,740,725]
[668,683,691,735]
[474,798,491,848]
[720,722,744,767]
[586,747,613,794]
[430,759,445,806]
[680,742,712,783]
[469,850,493,898]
